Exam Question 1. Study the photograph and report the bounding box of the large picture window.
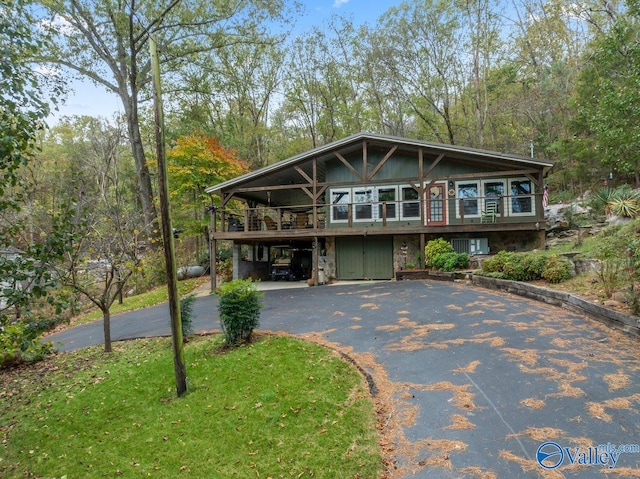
[509,179,534,215]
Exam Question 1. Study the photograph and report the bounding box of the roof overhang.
[205,132,554,207]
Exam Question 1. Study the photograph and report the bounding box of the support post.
[150,37,187,397]
[313,237,319,286]
[210,205,217,292]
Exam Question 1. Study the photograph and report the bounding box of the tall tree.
[572,0,640,185]
[0,0,68,367]
[167,133,248,259]
[279,16,367,148]
[34,0,293,234]
[34,116,143,353]
[374,0,467,144]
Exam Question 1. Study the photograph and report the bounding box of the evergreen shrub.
[215,279,263,347]
[432,252,469,271]
[180,294,196,341]
[480,251,572,283]
[541,255,574,283]
[424,238,454,268]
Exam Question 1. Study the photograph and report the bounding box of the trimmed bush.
[541,255,574,284]
[481,250,512,274]
[480,251,572,284]
[432,252,469,272]
[180,294,196,341]
[215,279,263,347]
[424,238,454,268]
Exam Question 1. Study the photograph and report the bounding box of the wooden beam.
[234,183,312,193]
[368,145,398,180]
[301,186,314,200]
[294,165,313,184]
[422,153,445,179]
[315,184,328,200]
[419,149,425,225]
[222,192,234,207]
[335,152,362,181]
[312,160,318,228]
[362,140,368,182]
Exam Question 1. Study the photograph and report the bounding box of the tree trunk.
[102,307,112,353]
[121,89,158,236]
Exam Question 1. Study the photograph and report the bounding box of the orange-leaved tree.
[167,133,248,263]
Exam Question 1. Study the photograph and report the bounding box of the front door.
[426,183,446,226]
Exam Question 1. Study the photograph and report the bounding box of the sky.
[48,0,401,123]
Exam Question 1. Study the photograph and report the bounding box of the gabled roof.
[205,132,553,205]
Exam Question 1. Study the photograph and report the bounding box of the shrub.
[180,294,196,341]
[481,250,512,274]
[215,279,263,347]
[1,321,53,369]
[432,252,469,271]
[480,251,572,284]
[541,255,573,283]
[217,258,233,282]
[424,238,454,268]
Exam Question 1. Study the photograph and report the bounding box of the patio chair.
[481,201,498,223]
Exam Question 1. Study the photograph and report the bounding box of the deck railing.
[217,194,540,233]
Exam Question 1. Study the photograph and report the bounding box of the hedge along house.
[205,132,553,286]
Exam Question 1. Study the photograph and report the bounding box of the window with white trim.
[377,187,397,220]
[509,179,534,215]
[353,188,374,220]
[456,181,479,217]
[483,180,505,212]
[330,189,350,222]
[401,186,420,219]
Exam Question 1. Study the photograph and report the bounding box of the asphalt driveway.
[46,280,640,478]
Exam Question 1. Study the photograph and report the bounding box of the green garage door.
[336,236,393,280]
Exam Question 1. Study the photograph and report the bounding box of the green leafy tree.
[572,0,640,185]
[32,115,144,354]
[0,0,68,367]
[34,0,295,235]
[167,133,248,261]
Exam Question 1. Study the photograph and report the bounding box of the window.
[378,187,397,220]
[353,188,373,220]
[483,180,504,212]
[509,179,534,215]
[401,187,420,219]
[330,190,350,222]
[457,182,479,216]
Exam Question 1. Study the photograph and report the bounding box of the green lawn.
[0,334,382,478]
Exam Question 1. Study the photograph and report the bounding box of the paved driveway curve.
[46,280,640,478]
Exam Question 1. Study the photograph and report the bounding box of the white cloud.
[333,0,349,7]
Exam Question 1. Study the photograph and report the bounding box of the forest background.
[2,0,640,363]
